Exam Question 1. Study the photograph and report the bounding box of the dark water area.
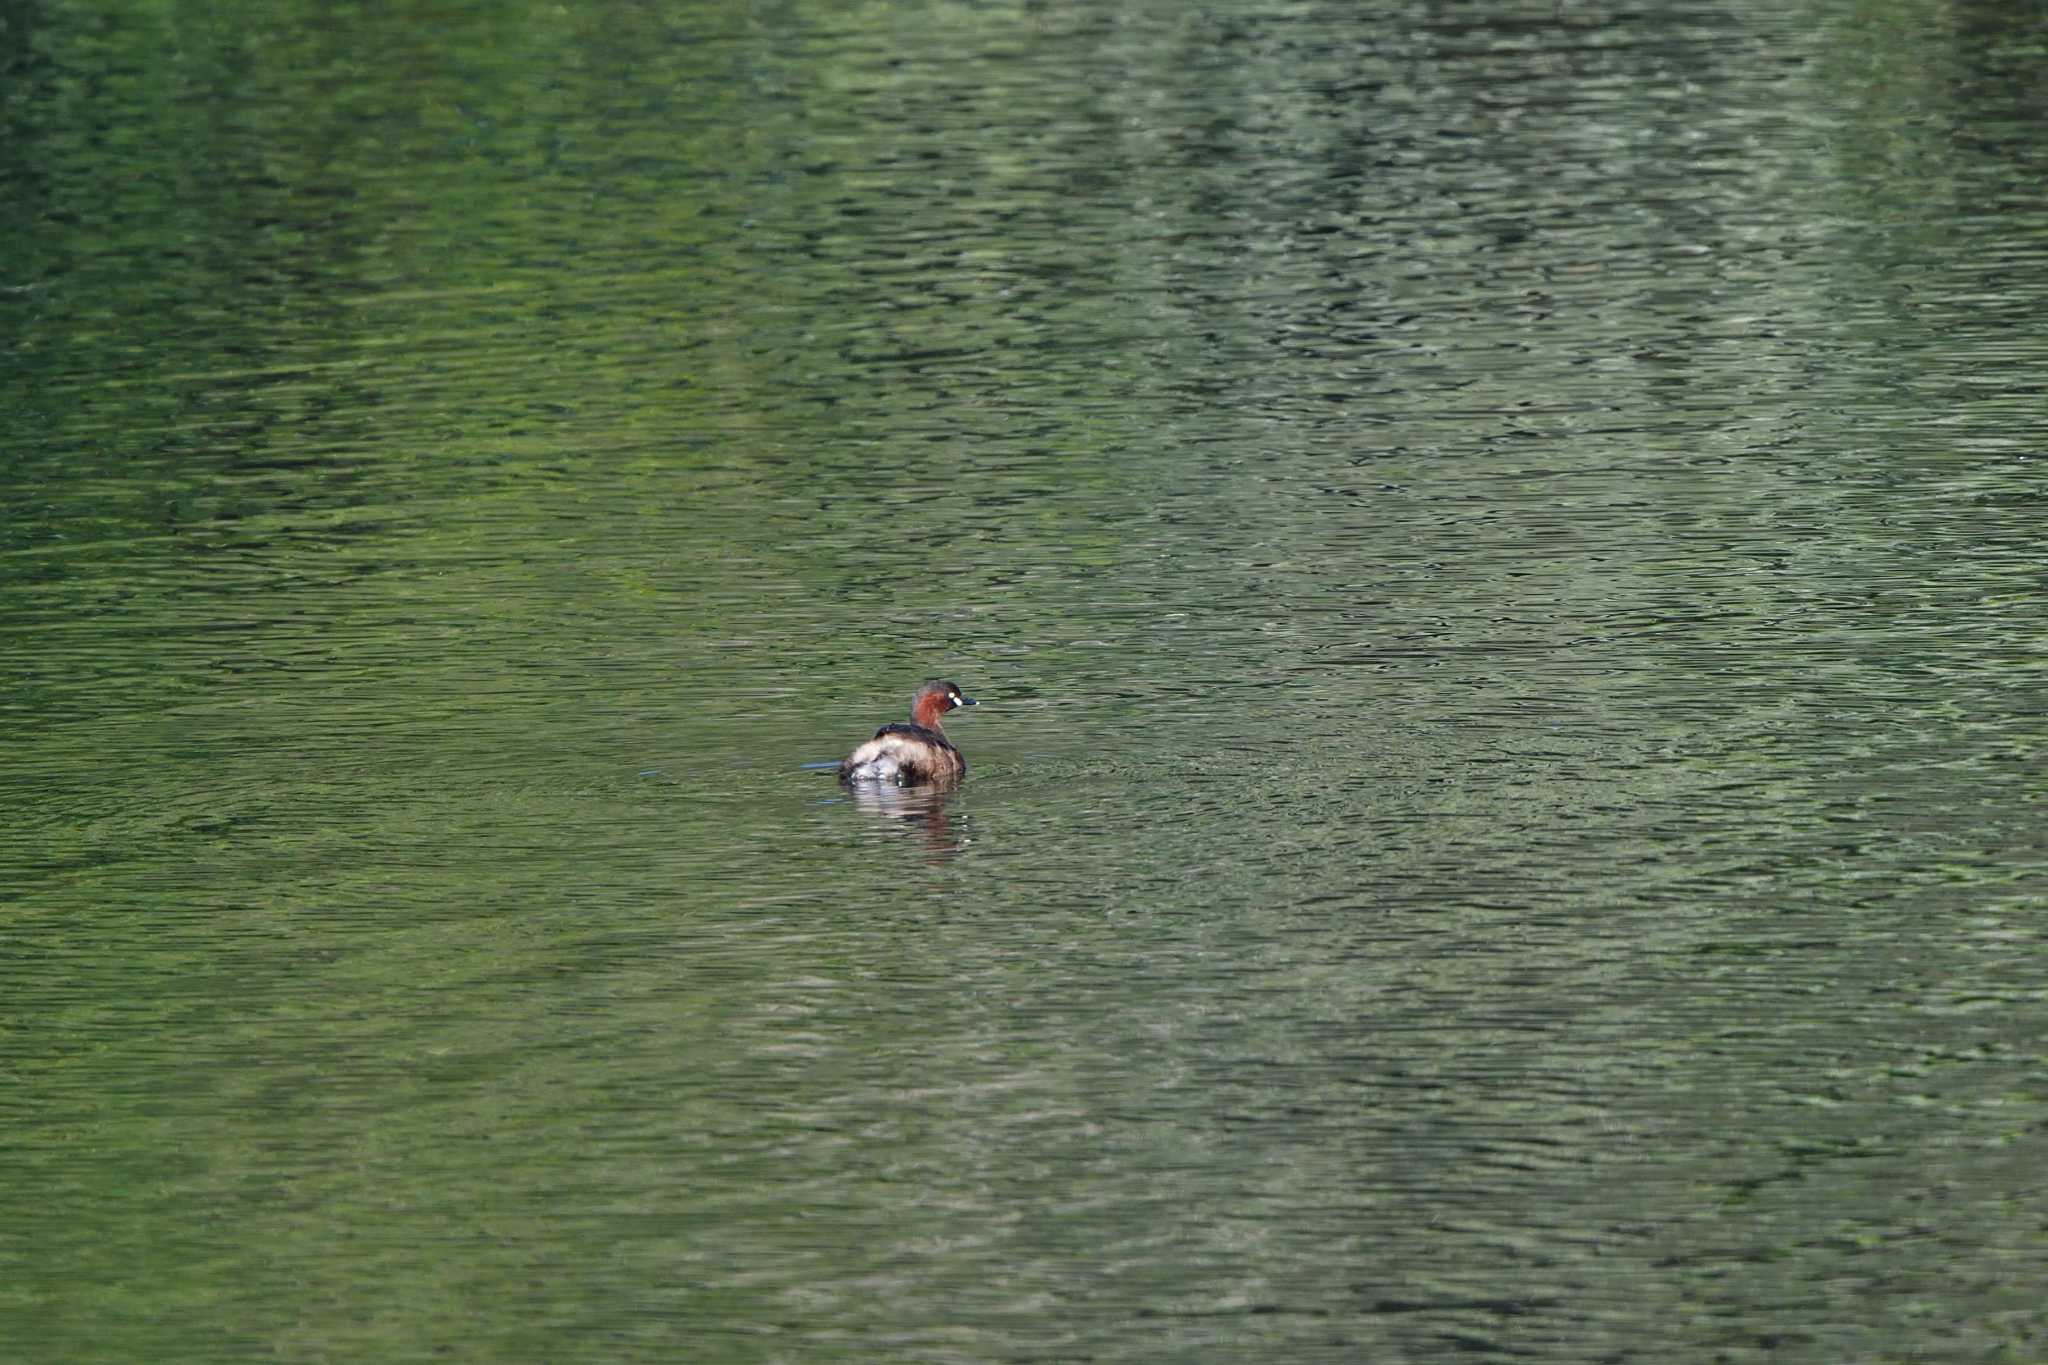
[6,0,2048,1360]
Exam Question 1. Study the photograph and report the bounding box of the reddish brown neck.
[912,693,950,730]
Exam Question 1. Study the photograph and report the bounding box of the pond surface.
[5,1,2048,1360]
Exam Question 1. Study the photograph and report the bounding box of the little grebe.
[839,680,977,786]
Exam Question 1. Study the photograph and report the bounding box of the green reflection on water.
[6,0,2048,1361]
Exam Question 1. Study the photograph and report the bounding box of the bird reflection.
[844,780,966,859]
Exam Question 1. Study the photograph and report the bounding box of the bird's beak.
[956,695,978,708]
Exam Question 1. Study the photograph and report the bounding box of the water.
[6,0,2047,1360]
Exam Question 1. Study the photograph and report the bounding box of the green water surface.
[5,1,2048,1360]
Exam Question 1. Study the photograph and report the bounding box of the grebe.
[839,680,977,786]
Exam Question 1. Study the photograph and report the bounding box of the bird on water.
[839,680,978,786]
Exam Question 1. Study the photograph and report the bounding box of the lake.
[5,0,2046,1360]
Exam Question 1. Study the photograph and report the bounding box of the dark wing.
[872,722,946,744]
